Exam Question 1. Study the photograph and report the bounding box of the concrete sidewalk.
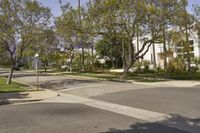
[130,80,200,87]
[0,89,58,105]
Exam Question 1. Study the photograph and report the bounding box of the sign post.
[34,53,39,90]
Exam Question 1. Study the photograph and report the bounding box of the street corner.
[0,89,58,106]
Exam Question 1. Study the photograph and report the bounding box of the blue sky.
[38,0,89,17]
[38,0,200,17]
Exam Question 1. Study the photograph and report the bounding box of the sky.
[38,0,89,17]
[38,0,200,17]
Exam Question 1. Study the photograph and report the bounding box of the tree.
[17,0,51,65]
[36,28,57,72]
[158,0,178,69]
[87,0,165,78]
[0,46,6,66]
[0,0,52,84]
[173,0,195,73]
[0,0,22,84]
[96,36,122,68]
[147,0,181,70]
[193,4,200,58]
[56,3,81,72]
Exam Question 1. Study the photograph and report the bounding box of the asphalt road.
[0,103,190,133]
[0,69,200,133]
[92,87,200,118]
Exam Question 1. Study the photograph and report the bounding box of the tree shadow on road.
[0,71,54,78]
[100,114,200,133]
[39,79,99,90]
[0,92,29,105]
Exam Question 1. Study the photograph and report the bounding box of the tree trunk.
[43,63,47,73]
[121,36,129,79]
[163,24,167,70]
[6,54,14,84]
[136,23,141,72]
[122,66,129,79]
[121,37,126,73]
[152,42,156,69]
[109,56,115,69]
[81,45,85,71]
[69,64,73,73]
[111,59,115,68]
[69,52,74,73]
[115,60,118,68]
[91,39,94,70]
[43,56,48,73]
[185,26,191,73]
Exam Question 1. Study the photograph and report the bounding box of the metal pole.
[36,57,39,90]
[78,0,80,9]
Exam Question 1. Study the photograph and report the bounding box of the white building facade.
[133,31,200,68]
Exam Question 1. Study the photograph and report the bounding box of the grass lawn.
[0,77,29,93]
[61,70,200,82]
[63,71,119,80]
[128,72,200,80]
[61,71,166,82]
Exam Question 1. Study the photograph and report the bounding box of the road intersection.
[0,69,200,133]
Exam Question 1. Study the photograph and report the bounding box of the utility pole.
[89,0,95,69]
[78,0,80,9]
[78,0,85,71]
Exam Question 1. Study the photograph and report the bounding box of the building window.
[189,40,194,45]
[190,46,194,52]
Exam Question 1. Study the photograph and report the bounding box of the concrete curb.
[0,98,43,106]
[0,89,58,106]
[0,81,57,106]
[47,72,167,86]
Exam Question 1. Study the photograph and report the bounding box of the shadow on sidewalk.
[0,92,29,105]
[101,114,200,133]
[0,71,53,78]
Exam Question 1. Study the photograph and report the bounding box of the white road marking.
[43,93,170,122]
[59,84,106,92]
[16,92,199,133]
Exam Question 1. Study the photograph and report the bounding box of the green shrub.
[133,60,151,73]
[167,57,186,74]
[190,66,198,74]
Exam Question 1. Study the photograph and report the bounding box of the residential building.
[133,30,200,68]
